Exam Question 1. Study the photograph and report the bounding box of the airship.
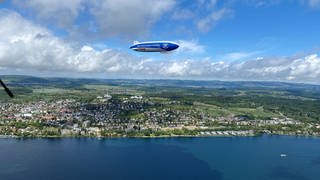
[130,41,179,53]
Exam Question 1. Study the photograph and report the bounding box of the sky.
[0,0,320,83]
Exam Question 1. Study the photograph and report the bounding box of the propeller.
[0,79,14,98]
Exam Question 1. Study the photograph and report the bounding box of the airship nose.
[170,43,179,50]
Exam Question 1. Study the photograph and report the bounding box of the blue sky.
[0,0,320,83]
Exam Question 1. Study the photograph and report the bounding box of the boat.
[280,154,287,157]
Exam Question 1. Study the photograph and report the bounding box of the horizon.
[2,74,320,86]
[0,0,320,83]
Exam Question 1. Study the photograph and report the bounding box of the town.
[1,77,320,138]
[1,95,320,137]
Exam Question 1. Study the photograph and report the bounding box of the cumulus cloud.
[12,0,176,39]
[0,10,141,74]
[13,0,85,28]
[176,40,205,54]
[1,10,320,83]
[171,1,233,33]
[88,0,176,39]
[11,0,234,39]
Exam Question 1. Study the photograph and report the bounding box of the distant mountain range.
[1,75,320,91]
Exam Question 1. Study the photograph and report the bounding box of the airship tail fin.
[133,41,139,45]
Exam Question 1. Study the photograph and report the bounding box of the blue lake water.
[0,135,320,180]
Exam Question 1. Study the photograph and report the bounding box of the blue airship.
[130,41,179,53]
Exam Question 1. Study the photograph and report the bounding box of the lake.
[0,135,320,180]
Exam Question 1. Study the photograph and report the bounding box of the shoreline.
[1,132,320,139]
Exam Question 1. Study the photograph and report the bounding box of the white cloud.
[243,0,281,7]
[13,0,85,28]
[307,0,320,8]
[243,0,320,9]
[173,1,233,33]
[88,0,176,39]
[197,8,233,33]
[10,0,235,39]
[0,10,137,74]
[176,40,205,54]
[196,0,217,8]
[170,1,233,34]
[12,0,176,39]
[220,51,260,61]
[161,61,190,76]
[172,9,195,20]
[1,10,320,83]
[289,54,320,80]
